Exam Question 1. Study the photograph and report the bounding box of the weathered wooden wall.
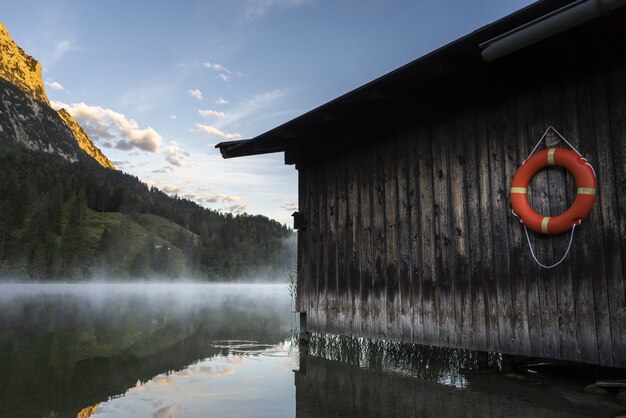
[295,32,626,367]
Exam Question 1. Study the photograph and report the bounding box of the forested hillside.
[0,142,295,281]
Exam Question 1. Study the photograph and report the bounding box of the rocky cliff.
[57,108,115,169]
[0,21,48,105]
[0,20,114,169]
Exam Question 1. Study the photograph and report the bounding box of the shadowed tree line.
[0,142,295,280]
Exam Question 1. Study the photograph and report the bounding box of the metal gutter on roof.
[480,0,626,61]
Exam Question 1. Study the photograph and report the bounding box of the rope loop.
[523,223,576,269]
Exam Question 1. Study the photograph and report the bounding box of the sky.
[2,0,534,226]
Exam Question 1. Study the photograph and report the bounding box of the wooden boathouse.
[217,0,626,368]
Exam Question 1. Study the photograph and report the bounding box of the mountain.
[0,21,47,104]
[0,20,114,169]
[56,108,115,169]
[0,21,294,280]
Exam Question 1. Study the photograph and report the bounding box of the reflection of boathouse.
[218,0,626,368]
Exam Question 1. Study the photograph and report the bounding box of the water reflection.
[1,284,624,418]
[0,283,292,418]
[95,341,297,418]
[297,334,625,417]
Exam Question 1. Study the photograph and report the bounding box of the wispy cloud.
[201,193,241,203]
[213,89,289,130]
[51,100,162,152]
[198,109,225,119]
[164,141,188,167]
[215,97,230,105]
[189,88,203,100]
[217,73,232,82]
[225,204,250,213]
[203,62,233,74]
[244,0,312,19]
[153,405,184,418]
[194,123,241,140]
[46,81,65,91]
[281,200,298,211]
[162,185,181,194]
[49,39,78,65]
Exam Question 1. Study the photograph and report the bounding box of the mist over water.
[0,282,295,418]
[1,282,623,418]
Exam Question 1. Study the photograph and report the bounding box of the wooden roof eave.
[215,0,577,161]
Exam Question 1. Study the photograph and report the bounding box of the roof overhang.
[216,0,624,162]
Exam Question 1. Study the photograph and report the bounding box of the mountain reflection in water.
[0,283,623,418]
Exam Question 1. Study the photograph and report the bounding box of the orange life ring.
[510,148,597,234]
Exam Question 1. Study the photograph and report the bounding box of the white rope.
[522,223,576,269]
[524,126,584,163]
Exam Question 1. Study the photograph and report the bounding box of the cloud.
[218,73,232,82]
[201,193,241,203]
[46,81,65,91]
[194,123,241,140]
[245,0,312,19]
[162,185,181,194]
[49,39,78,65]
[225,204,250,214]
[197,365,236,378]
[213,89,288,130]
[189,89,203,100]
[152,376,173,388]
[215,97,230,105]
[169,114,177,119]
[153,405,184,418]
[183,193,197,200]
[281,201,298,211]
[152,167,174,174]
[203,62,233,74]
[198,109,225,119]
[50,101,162,152]
[164,141,188,167]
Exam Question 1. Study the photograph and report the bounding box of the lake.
[0,283,623,418]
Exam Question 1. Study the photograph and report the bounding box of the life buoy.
[510,148,596,234]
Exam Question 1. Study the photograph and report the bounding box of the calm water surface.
[0,283,623,418]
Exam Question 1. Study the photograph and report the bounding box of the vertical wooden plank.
[372,140,387,338]
[557,69,598,364]
[515,78,544,359]
[319,162,329,333]
[431,118,454,348]
[337,152,349,334]
[296,165,307,314]
[528,81,559,360]
[326,158,338,334]
[417,128,438,346]
[542,74,579,362]
[448,87,472,351]
[575,68,614,366]
[309,163,321,332]
[397,127,413,342]
[347,145,361,337]
[360,145,375,338]
[462,84,487,352]
[502,80,531,356]
[486,87,514,356]
[594,63,626,367]
[606,59,626,368]
[407,120,423,345]
[384,136,400,340]
[474,93,499,353]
